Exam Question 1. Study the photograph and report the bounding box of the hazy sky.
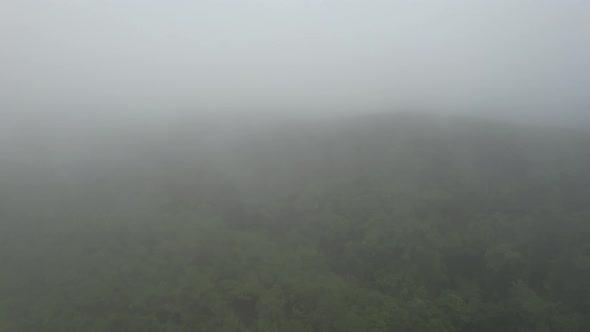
[1,0,589,119]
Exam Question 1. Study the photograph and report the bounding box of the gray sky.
[1,0,589,119]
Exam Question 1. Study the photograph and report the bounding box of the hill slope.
[2,113,590,331]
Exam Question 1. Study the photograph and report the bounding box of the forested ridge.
[2,113,590,331]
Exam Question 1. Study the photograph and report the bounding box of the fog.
[2,0,589,124]
[4,2,590,330]
[2,0,590,188]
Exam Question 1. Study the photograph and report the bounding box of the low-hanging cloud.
[1,0,589,120]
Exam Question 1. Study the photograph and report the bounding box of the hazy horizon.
[2,0,589,124]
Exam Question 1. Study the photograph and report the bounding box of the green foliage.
[2,114,590,331]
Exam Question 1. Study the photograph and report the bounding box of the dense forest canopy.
[2,113,590,331]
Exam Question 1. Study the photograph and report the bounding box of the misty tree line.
[1,114,590,331]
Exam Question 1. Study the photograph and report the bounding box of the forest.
[1,113,590,331]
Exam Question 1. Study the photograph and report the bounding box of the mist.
[2,0,589,123]
[3,1,590,331]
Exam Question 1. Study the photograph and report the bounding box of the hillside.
[2,113,590,331]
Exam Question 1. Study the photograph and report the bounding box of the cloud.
[0,0,588,117]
